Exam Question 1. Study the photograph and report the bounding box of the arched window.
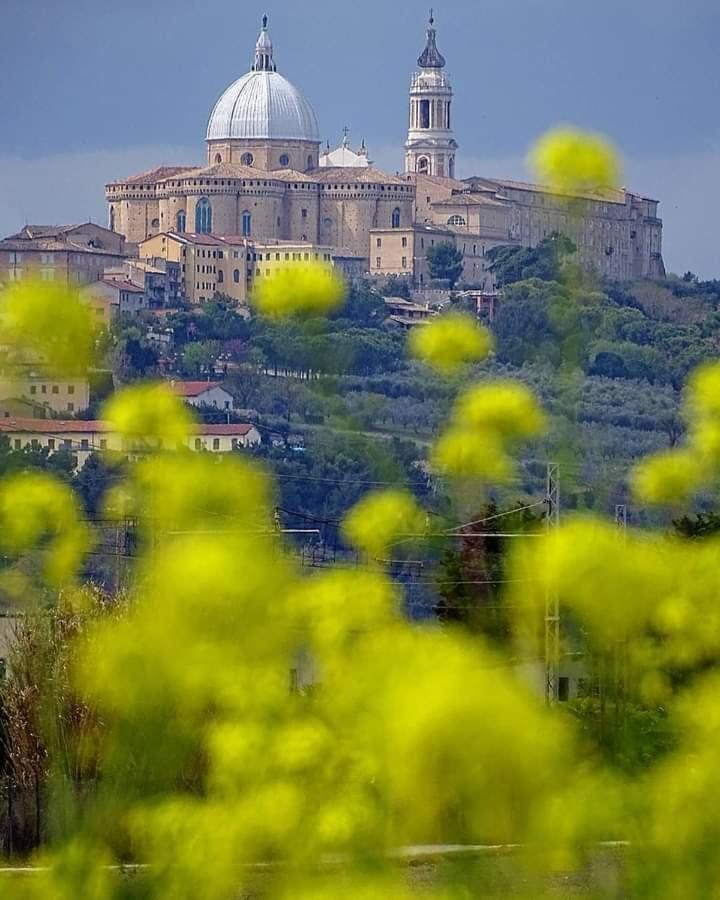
[215,153,222,164]
[217,270,224,283]
[417,157,429,174]
[447,215,466,226]
[279,153,290,167]
[241,210,252,237]
[233,269,240,283]
[151,218,160,230]
[176,210,186,233]
[391,207,401,228]
[307,154,314,170]
[195,198,212,234]
[241,152,254,166]
[109,207,115,232]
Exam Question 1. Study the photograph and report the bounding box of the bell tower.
[404,12,458,178]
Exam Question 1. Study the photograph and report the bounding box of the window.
[100,439,107,450]
[242,210,252,237]
[212,438,220,450]
[558,677,570,702]
[52,385,59,394]
[401,236,408,248]
[68,385,75,395]
[401,256,408,268]
[391,208,401,228]
[376,257,381,268]
[417,157,429,174]
[47,439,55,450]
[279,154,290,166]
[420,99,430,128]
[218,270,224,283]
[195,198,212,234]
[80,439,89,451]
[233,269,240,283]
[68,403,74,412]
[376,238,382,248]
[109,207,115,232]
[14,439,21,450]
[30,385,37,395]
[301,208,308,219]
[63,439,71,450]
[176,210,186,233]
[194,438,202,450]
[307,154,314,170]
[41,385,47,394]
[241,152,254,166]
[447,215,466,226]
[215,153,222,164]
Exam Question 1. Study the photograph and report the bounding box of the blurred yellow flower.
[0,280,96,376]
[341,489,426,558]
[528,126,622,195]
[631,448,703,505]
[431,428,512,481]
[453,380,546,439]
[103,382,196,447]
[252,263,346,318]
[408,311,493,374]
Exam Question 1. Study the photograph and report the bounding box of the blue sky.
[1,0,718,276]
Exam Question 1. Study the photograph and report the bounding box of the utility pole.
[544,463,560,705]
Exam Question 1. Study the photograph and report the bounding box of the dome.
[206,71,320,142]
[206,18,319,144]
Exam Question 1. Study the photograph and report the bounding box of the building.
[83,278,148,317]
[138,232,253,304]
[105,15,664,286]
[0,223,128,287]
[0,372,90,416]
[0,417,260,467]
[104,259,182,308]
[169,381,235,411]
[383,297,437,330]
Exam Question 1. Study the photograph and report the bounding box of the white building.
[169,381,235,411]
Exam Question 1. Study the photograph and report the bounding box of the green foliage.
[487,233,577,287]
[426,241,464,287]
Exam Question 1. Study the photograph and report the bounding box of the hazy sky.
[1,0,718,276]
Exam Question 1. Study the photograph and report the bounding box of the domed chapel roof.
[206,16,320,143]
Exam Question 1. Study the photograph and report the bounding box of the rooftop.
[169,381,225,398]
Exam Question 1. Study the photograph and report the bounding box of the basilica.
[106,15,665,296]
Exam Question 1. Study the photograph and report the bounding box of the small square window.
[68,385,75,395]
[80,439,89,450]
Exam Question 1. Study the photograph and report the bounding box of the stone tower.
[404,13,458,178]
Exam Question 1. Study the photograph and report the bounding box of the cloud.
[0,144,717,279]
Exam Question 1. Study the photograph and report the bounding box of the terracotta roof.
[467,176,629,206]
[199,424,256,436]
[432,194,509,208]
[313,166,410,186]
[267,168,317,183]
[112,166,200,186]
[0,237,125,256]
[406,173,468,191]
[170,381,225,397]
[0,418,110,434]
[100,278,145,293]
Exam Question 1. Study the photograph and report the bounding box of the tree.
[487,233,577,287]
[426,242,464,288]
[180,340,222,377]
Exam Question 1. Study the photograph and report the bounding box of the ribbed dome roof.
[206,70,320,142]
[206,18,319,144]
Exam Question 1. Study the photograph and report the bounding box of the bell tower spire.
[404,12,457,178]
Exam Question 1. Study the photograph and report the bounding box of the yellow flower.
[630,448,703,505]
[453,380,546,439]
[0,280,97,376]
[431,427,512,481]
[103,382,196,447]
[252,262,346,318]
[408,311,493,374]
[341,489,425,558]
[528,126,622,195]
